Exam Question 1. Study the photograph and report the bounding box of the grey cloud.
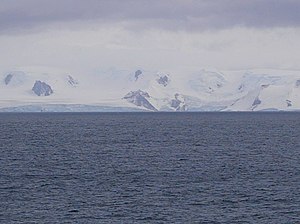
[0,0,300,33]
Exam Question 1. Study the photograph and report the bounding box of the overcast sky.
[0,0,299,73]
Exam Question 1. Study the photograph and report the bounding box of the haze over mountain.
[0,0,299,111]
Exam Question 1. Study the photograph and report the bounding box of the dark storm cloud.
[0,0,300,33]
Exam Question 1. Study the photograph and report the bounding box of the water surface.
[0,112,299,223]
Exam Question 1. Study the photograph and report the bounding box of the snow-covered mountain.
[1,66,300,112]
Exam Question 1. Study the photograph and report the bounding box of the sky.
[0,0,300,74]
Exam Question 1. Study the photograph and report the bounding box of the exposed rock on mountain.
[3,71,27,86]
[4,74,13,85]
[171,93,187,111]
[32,81,53,96]
[238,84,245,92]
[123,90,157,111]
[1,67,300,112]
[251,97,262,110]
[67,75,78,87]
[134,70,142,81]
[157,74,170,87]
[286,99,292,107]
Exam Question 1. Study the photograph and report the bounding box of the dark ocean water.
[0,112,300,223]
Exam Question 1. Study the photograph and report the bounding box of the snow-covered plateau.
[1,66,300,112]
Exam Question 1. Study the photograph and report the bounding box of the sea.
[0,112,299,223]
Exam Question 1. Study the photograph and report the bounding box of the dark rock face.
[157,75,170,87]
[4,74,13,85]
[252,97,261,108]
[123,90,157,111]
[134,70,142,81]
[171,99,181,109]
[67,75,78,86]
[32,81,53,96]
[170,93,187,111]
[238,84,244,92]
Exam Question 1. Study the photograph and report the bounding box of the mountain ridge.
[1,67,300,112]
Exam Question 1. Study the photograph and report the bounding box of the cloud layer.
[0,1,299,72]
[1,0,300,33]
[1,26,299,72]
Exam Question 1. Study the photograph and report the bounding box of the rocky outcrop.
[252,97,261,106]
[238,84,245,92]
[157,74,170,87]
[123,90,157,111]
[4,74,13,85]
[32,81,53,96]
[2,71,26,86]
[170,93,187,111]
[134,70,142,81]
[67,75,78,87]
[251,97,262,110]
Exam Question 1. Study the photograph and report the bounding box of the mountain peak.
[123,90,157,111]
[1,67,300,111]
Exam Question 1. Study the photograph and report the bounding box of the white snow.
[1,66,300,112]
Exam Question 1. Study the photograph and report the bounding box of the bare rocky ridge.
[157,74,170,87]
[286,99,292,107]
[1,68,300,112]
[134,70,142,81]
[123,90,157,111]
[4,74,13,85]
[32,81,53,96]
[67,75,79,87]
[171,93,187,111]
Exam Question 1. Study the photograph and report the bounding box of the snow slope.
[1,66,300,112]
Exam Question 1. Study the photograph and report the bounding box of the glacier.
[1,66,300,112]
